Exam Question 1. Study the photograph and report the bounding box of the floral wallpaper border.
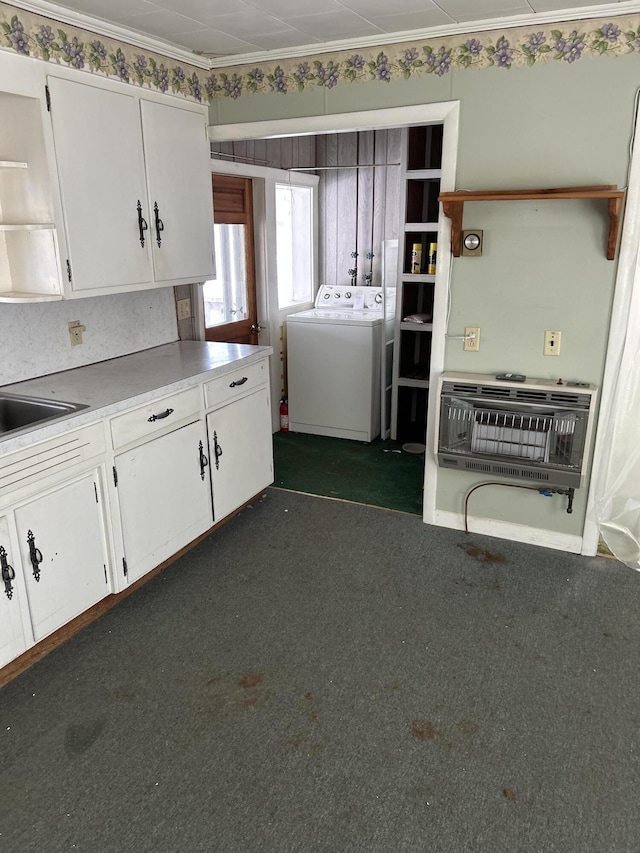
[1,2,640,103]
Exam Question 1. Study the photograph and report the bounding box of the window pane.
[203,224,248,327]
[275,183,313,309]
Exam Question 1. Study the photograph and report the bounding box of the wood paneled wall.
[316,129,402,288]
[210,129,402,289]
[210,136,316,171]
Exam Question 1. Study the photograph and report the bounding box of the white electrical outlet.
[464,326,481,352]
[176,298,191,321]
[544,330,561,356]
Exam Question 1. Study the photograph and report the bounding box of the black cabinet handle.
[229,376,248,388]
[27,530,43,582]
[0,546,15,600]
[153,202,164,247]
[199,440,209,481]
[137,200,148,248]
[213,430,223,470]
[148,407,174,422]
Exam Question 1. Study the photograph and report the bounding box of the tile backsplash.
[0,288,178,386]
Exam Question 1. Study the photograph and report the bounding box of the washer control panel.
[316,285,385,310]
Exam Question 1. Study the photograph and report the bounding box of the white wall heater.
[436,372,598,489]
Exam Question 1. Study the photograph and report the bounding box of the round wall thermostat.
[461,229,483,256]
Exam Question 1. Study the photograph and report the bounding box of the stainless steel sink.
[0,392,88,435]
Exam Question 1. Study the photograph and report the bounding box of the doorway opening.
[208,102,460,524]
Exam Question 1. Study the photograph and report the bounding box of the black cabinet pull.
[213,430,223,470]
[198,440,209,481]
[0,546,15,600]
[148,407,174,422]
[229,376,248,388]
[27,530,43,582]
[153,202,164,247]
[137,200,148,248]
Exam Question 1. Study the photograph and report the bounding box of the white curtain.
[594,279,640,568]
[592,108,640,569]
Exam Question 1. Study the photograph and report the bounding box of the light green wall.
[208,53,639,537]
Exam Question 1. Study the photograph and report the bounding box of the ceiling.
[45,0,632,61]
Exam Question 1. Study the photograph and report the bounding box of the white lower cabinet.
[114,420,213,586]
[0,353,274,674]
[0,515,27,668]
[207,387,273,521]
[14,470,110,643]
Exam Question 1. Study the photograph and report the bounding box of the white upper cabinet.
[140,99,215,283]
[0,50,214,302]
[47,76,152,294]
[47,75,214,296]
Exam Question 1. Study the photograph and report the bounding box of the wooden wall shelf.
[438,185,625,260]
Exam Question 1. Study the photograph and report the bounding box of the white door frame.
[209,101,461,523]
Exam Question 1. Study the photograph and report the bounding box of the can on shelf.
[411,243,422,274]
[427,242,437,275]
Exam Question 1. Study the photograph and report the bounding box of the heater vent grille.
[437,375,597,489]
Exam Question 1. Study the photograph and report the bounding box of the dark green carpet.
[273,431,424,514]
[1,489,639,852]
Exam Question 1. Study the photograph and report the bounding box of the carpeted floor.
[273,431,424,515]
[1,489,639,852]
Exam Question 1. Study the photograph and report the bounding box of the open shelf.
[396,385,429,443]
[391,123,444,442]
[407,124,443,170]
[406,178,441,223]
[0,291,62,303]
[439,184,625,260]
[0,223,55,231]
[400,321,433,332]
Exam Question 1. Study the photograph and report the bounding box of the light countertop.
[0,341,272,454]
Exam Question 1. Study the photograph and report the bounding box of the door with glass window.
[204,175,259,344]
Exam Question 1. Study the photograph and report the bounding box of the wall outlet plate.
[461,230,483,257]
[68,320,85,346]
[176,298,191,321]
[464,326,481,352]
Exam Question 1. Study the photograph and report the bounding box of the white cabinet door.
[47,76,152,293]
[207,387,273,521]
[115,420,213,585]
[140,99,214,283]
[0,516,26,668]
[15,471,110,642]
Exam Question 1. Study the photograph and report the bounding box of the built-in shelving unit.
[390,124,444,443]
[0,90,62,302]
[439,184,624,260]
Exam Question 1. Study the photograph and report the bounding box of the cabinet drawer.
[110,386,201,449]
[204,360,268,411]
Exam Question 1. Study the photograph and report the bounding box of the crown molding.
[5,0,211,68]
[5,0,640,71]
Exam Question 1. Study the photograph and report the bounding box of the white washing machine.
[286,285,394,442]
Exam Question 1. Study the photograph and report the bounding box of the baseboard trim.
[433,510,584,553]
